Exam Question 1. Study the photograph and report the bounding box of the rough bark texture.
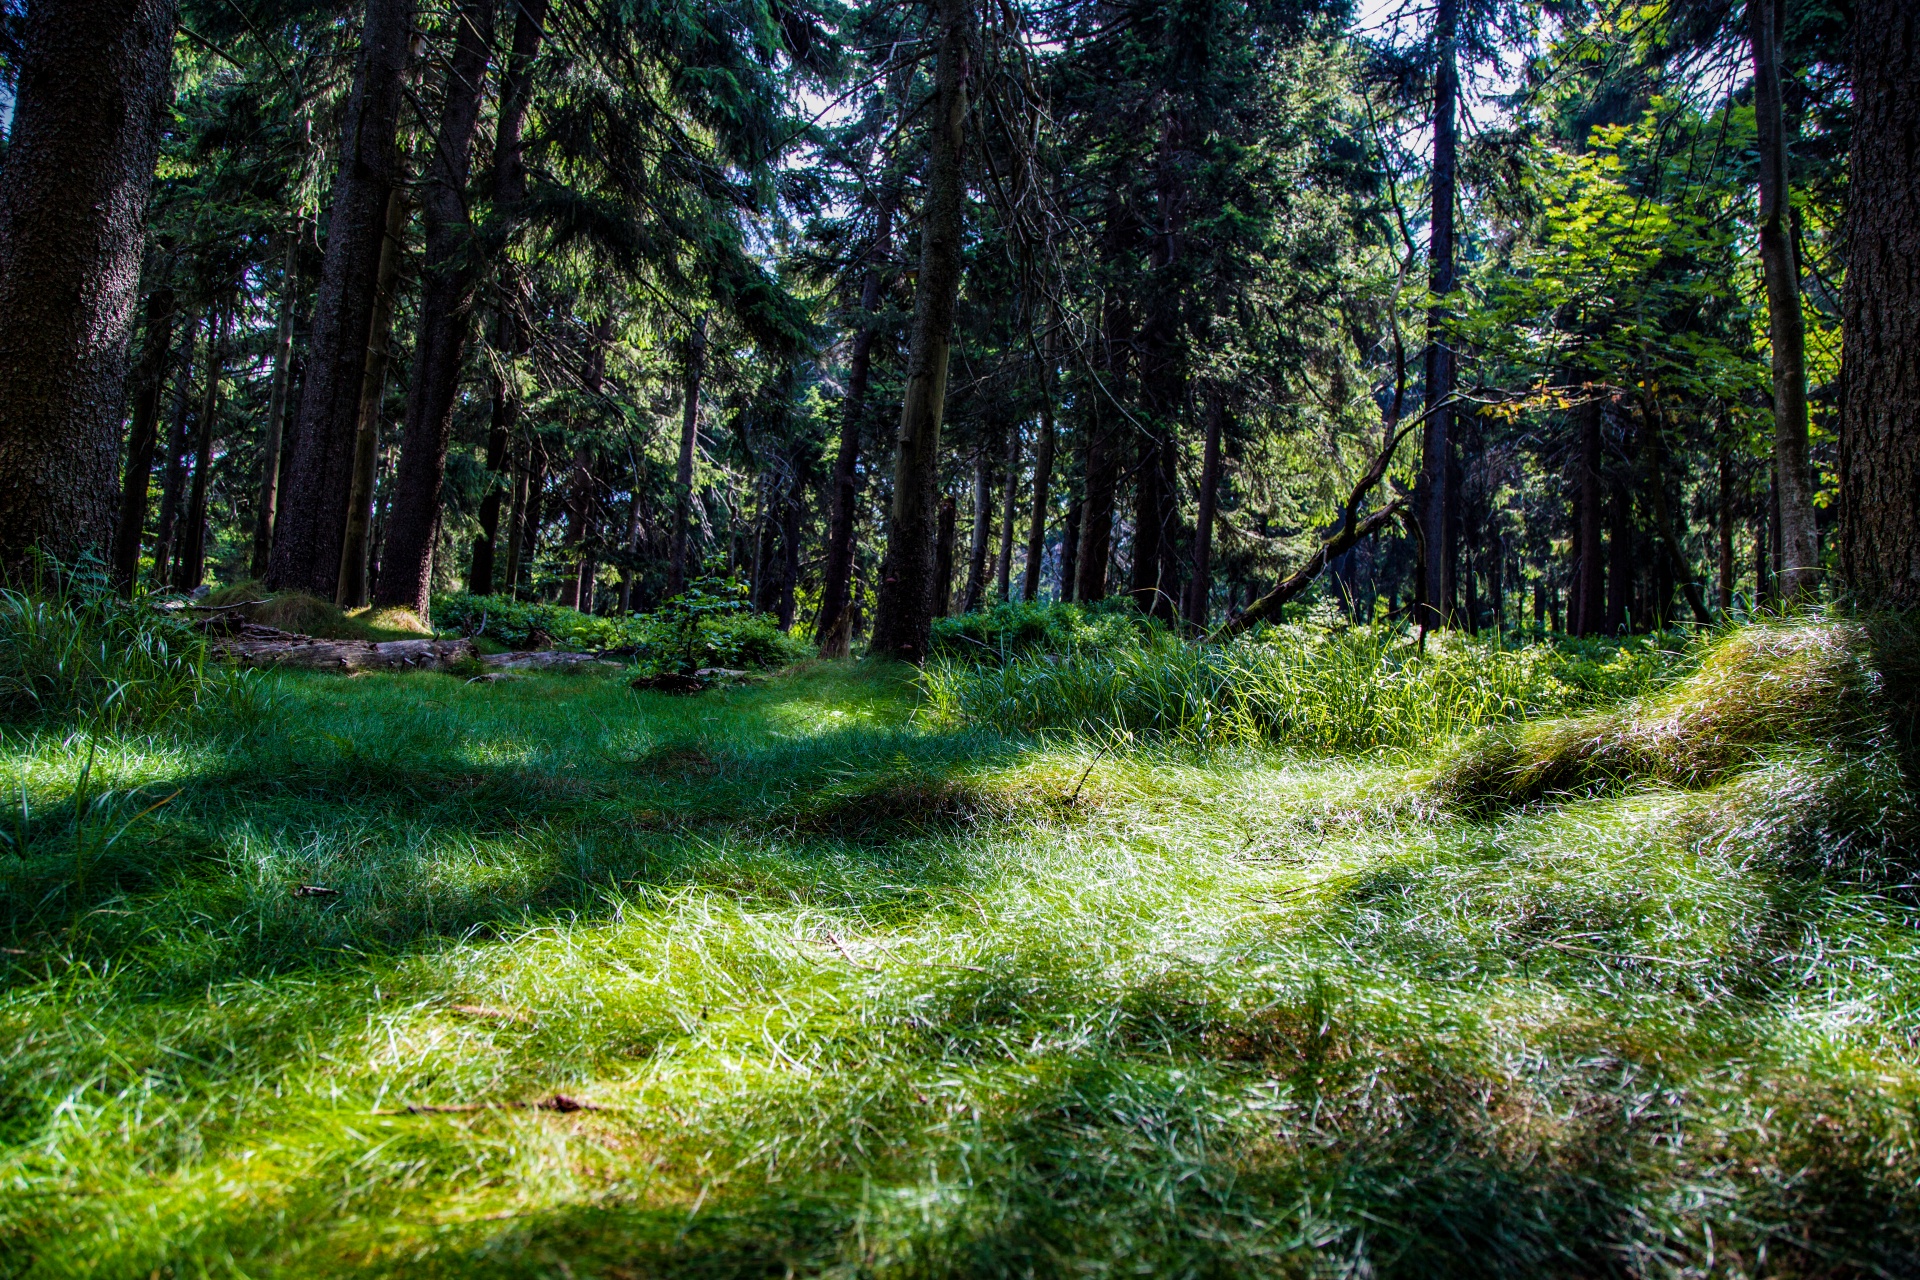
[112,277,177,593]
[267,0,415,596]
[375,0,496,618]
[251,232,300,579]
[1184,391,1224,627]
[870,0,971,661]
[816,202,892,654]
[0,0,176,576]
[1748,0,1819,601]
[667,320,706,597]
[1838,0,1920,608]
[1573,399,1604,635]
[1416,0,1458,630]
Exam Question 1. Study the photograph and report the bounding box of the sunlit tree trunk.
[0,0,176,575]
[1838,0,1920,608]
[1747,0,1819,601]
[268,0,415,595]
[870,0,972,660]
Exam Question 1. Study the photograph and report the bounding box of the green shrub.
[922,624,1692,754]
[929,598,1160,664]
[431,583,808,673]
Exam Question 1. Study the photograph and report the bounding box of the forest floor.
[3,648,1919,1277]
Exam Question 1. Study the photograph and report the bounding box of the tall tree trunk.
[961,448,992,613]
[1838,0,1920,608]
[1184,390,1224,627]
[514,440,548,598]
[1607,474,1633,634]
[932,494,957,618]
[502,444,531,596]
[1021,334,1056,603]
[995,420,1019,602]
[1128,429,1164,613]
[112,275,177,594]
[667,319,707,597]
[150,314,199,589]
[1748,0,1819,601]
[0,0,176,575]
[1717,446,1735,612]
[1074,411,1116,603]
[250,229,301,580]
[1645,401,1713,625]
[1416,0,1458,630]
[471,359,514,595]
[336,185,410,608]
[178,298,229,592]
[557,316,611,610]
[1573,398,1604,635]
[817,201,893,654]
[376,0,496,619]
[618,446,647,612]
[870,0,971,661]
[267,0,416,595]
[1060,495,1081,602]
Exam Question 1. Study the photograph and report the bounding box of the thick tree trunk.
[816,202,892,654]
[336,185,410,608]
[1573,398,1604,635]
[961,448,992,613]
[375,0,496,619]
[1838,0,1920,608]
[995,419,1019,602]
[112,277,177,594]
[178,299,229,591]
[870,0,971,661]
[1021,337,1056,602]
[1416,0,1458,631]
[667,319,707,597]
[0,0,176,575]
[267,0,416,596]
[250,230,301,580]
[150,316,199,589]
[932,494,957,618]
[1184,390,1224,627]
[1748,0,1819,601]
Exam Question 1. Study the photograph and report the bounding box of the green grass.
[2,618,1919,1277]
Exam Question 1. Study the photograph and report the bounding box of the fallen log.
[481,650,622,671]
[212,623,479,672]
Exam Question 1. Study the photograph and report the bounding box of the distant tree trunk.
[1074,411,1116,603]
[178,298,229,592]
[0,0,177,575]
[667,318,707,597]
[995,420,1020,602]
[1128,429,1164,613]
[1838,0,1920,608]
[557,316,611,610]
[870,0,972,661]
[250,230,300,580]
[817,201,893,654]
[376,0,496,620]
[1717,446,1735,611]
[1060,497,1081,602]
[336,185,410,608]
[112,276,177,594]
[1573,398,1604,635]
[618,446,647,612]
[513,440,548,598]
[470,359,514,595]
[1021,337,1056,602]
[1748,0,1819,601]
[933,495,957,618]
[149,315,199,588]
[1644,401,1713,625]
[779,479,802,630]
[1607,475,1633,634]
[1416,0,1458,631]
[961,448,992,613]
[502,445,530,596]
[1184,391,1224,627]
[267,0,416,595]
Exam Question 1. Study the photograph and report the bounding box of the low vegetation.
[1,599,1917,1276]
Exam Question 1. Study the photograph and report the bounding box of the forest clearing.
[0,0,1917,1269]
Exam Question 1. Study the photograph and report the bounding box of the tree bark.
[816,201,893,654]
[1717,445,1735,612]
[470,356,513,595]
[1021,333,1056,603]
[1747,0,1819,601]
[1184,390,1224,627]
[267,0,416,596]
[336,184,411,608]
[995,419,1019,602]
[932,493,957,618]
[1416,0,1458,631]
[1074,408,1117,603]
[961,447,992,613]
[1608,472,1633,633]
[149,314,199,589]
[375,0,496,618]
[1838,0,1920,608]
[178,298,229,591]
[870,0,971,661]
[0,0,177,576]
[250,229,301,580]
[112,275,177,594]
[557,316,611,610]
[667,318,707,597]
[1573,398,1604,635]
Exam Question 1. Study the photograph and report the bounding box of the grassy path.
[2,660,1917,1277]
